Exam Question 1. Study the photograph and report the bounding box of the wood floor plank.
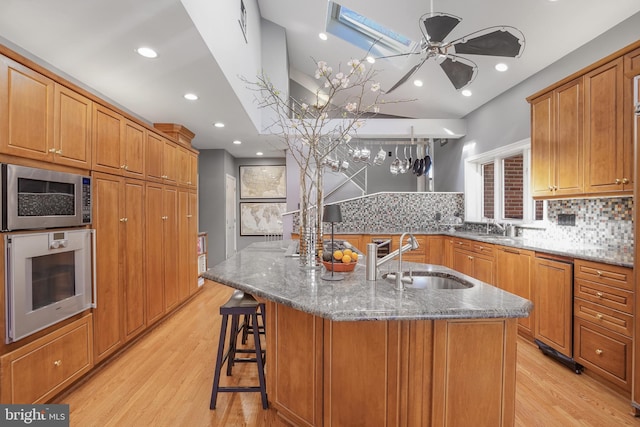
[55,281,640,426]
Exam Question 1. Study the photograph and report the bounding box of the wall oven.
[1,163,92,231]
[4,229,95,343]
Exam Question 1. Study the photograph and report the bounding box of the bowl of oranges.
[322,248,359,272]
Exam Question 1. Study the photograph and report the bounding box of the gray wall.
[435,12,640,192]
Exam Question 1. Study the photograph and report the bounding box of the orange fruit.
[350,252,358,262]
[333,250,343,260]
[341,254,352,263]
[343,249,353,257]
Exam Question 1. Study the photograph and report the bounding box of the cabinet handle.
[596,313,603,320]
[503,248,521,255]
[615,178,622,185]
[186,215,193,218]
[468,255,474,260]
[119,217,128,222]
[55,149,62,155]
[548,185,553,191]
[162,216,169,220]
[48,148,56,153]
[595,292,604,298]
[457,242,464,245]
[622,178,630,184]
[595,349,604,355]
[53,359,62,367]
[121,164,127,169]
[187,181,192,185]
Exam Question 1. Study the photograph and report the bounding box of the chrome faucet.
[365,233,419,289]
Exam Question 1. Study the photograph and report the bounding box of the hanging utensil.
[399,146,408,173]
[374,146,386,165]
[390,146,400,175]
[424,143,432,175]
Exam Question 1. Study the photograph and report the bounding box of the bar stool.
[210,290,268,410]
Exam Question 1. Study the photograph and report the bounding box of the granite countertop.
[331,230,633,268]
[203,241,533,322]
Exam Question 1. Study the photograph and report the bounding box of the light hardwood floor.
[56,281,640,427]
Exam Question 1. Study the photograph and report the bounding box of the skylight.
[326,2,416,58]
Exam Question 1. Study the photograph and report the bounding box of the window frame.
[464,138,544,225]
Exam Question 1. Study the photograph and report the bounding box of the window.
[326,2,417,58]
[465,139,545,224]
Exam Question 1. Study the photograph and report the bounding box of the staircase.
[323,143,367,203]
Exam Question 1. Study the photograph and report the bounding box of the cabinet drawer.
[574,260,632,291]
[574,299,632,337]
[0,314,93,403]
[471,242,495,257]
[452,238,473,251]
[574,318,631,390]
[574,278,633,314]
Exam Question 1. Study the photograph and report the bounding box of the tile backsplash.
[520,197,633,251]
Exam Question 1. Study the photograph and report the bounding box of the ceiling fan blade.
[376,51,422,61]
[384,58,427,94]
[452,27,525,57]
[421,13,461,44]
[439,56,477,90]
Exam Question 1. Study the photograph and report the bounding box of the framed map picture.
[239,165,286,199]
[240,202,286,235]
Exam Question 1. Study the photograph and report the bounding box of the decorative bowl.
[322,260,357,272]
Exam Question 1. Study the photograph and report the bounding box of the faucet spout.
[365,233,419,282]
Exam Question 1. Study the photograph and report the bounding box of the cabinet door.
[145,182,165,324]
[530,92,554,197]
[442,238,455,269]
[554,78,584,195]
[188,191,199,295]
[178,189,191,302]
[163,186,179,310]
[146,132,164,182]
[496,247,534,335]
[189,151,198,188]
[123,120,145,179]
[584,58,625,193]
[425,236,443,265]
[623,48,640,192]
[54,84,92,169]
[534,257,573,357]
[473,254,495,285]
[162,140,177,184]
[123,179,146,341]
[92,104,124,175]
[93,173,124,363]
[177,147,190,187]
[452,249,474,278]
[0,55,54,161]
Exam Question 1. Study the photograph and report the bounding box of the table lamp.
[322,204,343,281]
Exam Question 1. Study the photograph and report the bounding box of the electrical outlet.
[557,214,576,226]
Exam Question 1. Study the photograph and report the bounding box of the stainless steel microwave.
[1,163,92,231]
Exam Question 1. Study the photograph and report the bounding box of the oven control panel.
[49,231,68,249]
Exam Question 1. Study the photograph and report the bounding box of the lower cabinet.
[495,247,535,337]
[267,301,518,427]
[0,314,93,403]
[533,256,573,358]
[451,239,495,284]
[424,236,444,265]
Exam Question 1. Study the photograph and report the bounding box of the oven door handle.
[91,229,97,309]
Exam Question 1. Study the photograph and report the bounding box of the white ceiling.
[0,0,639,158]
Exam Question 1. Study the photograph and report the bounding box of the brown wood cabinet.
[530,78,583,197]
[53,84,92,169]
[495,246,535,337]
[584,57,628,193]
[266,299,518,427]
[145,182,179,324]
[574,260,633,391]
[391,234,428,263]
[177,146,198,188]
[424,235,443,265]
[0,314,93,404]
[146,132,177,184]
[178,189,199,301]
[451,238,495,284]
[533,256,573,358]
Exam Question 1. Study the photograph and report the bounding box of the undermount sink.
[381,271,474,290]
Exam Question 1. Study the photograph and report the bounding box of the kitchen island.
[203,241,532,427]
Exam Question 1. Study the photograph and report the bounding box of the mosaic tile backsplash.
[519,197,634,251]
[292,194,633,253]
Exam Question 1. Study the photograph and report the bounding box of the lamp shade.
[323,204,342,223]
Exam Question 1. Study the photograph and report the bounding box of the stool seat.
[210,291,268,410]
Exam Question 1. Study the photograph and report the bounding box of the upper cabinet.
[0,55,92,169]
[529,42,640,198]
[146,132,177,184]
[531,78,583,198]
[584,58,627,194]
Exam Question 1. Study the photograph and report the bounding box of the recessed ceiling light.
[256,152,264,156]
[366,56,375,64]
[184,93,198,101]
[318,32,328,41]
[495,63,508,72]
[461,89,472,97]
[214,122,225,128]
[136,47,158,58]
[233,140,242,145]
[413,79,423,87]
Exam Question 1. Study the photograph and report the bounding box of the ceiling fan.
[382,12,525,93]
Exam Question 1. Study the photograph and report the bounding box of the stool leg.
[210,313,229,410]
[227,314,240,376]
[241,314,249,344]
[252,312,268,409]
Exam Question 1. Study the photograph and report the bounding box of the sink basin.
[381,271,474,290]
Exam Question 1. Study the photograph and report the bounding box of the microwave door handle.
[91,229,97,309]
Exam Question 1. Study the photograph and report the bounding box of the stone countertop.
[331,231,633,268]
[203,241,532,322]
